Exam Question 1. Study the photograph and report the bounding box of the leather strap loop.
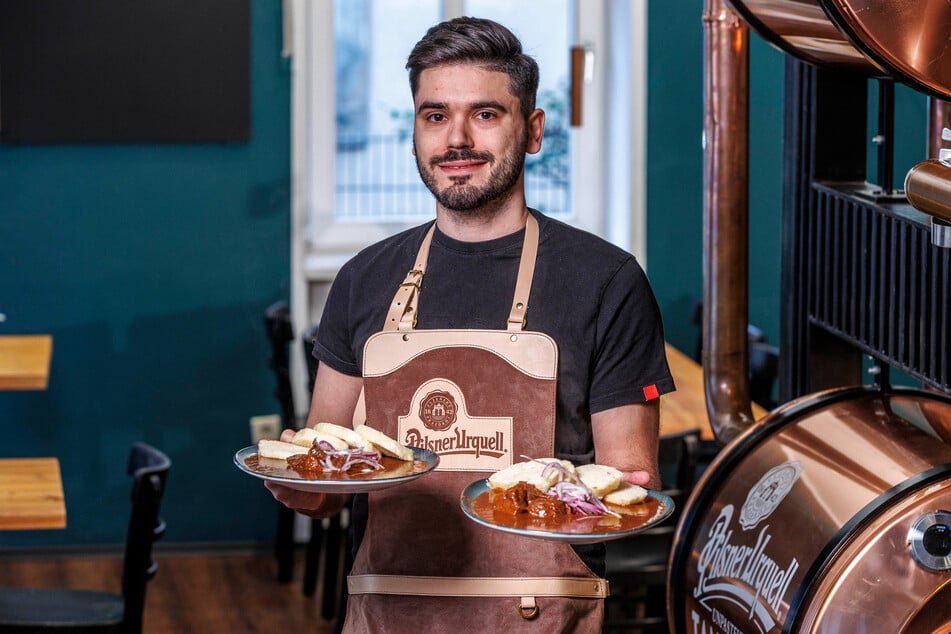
[518,596,539,620]
[347,574,609,598]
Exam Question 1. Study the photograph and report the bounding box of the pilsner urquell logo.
[400,380,513,469]
[693,461,802,633]
[740,462,802,530]
[419,390,457,431]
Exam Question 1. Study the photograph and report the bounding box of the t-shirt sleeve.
[313,264,362,377]
[588,257,675,413]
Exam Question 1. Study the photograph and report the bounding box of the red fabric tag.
[643,384,659,400]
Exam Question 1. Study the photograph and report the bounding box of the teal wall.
[0,3,932,549]
[0,0,289,548]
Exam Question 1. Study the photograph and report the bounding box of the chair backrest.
[121,442,171,634]
[264,300,297,429]
[750,341,780,410]
[302,322,319,394]
[656,428,701,526]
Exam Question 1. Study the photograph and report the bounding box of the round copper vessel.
[727,0,951,100]
[668,387,951,632]
[906,159,951,225]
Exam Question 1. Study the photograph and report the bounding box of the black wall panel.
[0,0,250,143]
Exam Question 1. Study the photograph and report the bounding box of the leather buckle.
[400,269,423,289]
[517,597,539,620]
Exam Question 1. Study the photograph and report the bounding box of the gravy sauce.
[245,454,425,482]
[471,488,665,535]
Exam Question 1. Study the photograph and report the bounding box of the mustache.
[430,149,494,165]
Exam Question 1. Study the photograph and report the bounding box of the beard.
[415,134,528,214]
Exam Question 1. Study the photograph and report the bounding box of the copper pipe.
[570,46,585,127]
[905,160,951,225]
[703,0,755,445]
[927,97,951,159]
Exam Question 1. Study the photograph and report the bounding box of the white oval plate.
[234,445,439,494]
[459,479,674,544]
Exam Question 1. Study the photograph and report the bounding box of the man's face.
[412,65,543,214]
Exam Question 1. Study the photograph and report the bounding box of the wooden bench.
[0,335,53,390]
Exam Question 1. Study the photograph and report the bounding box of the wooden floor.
[0,547,340,633]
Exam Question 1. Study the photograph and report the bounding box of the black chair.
[603,428,701,633]
[299,321,324,599]
[301,323,352,628]
[750,340,779,411]
[0,442,171,634]
[264,301,300,584]
[264,308,349,627]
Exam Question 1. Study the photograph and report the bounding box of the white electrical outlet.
[249,414,282,443]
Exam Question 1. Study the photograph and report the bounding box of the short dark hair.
[406,17,539,120]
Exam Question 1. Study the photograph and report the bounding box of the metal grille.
[806,184,951,391]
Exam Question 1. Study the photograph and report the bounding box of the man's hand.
[264,426,349,518]
[264,480,348,519]
[619,469,653,487]
[260,364,364,517]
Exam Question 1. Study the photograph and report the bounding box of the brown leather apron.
[343,215,608,633]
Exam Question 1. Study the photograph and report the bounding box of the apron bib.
[344,215,608,633]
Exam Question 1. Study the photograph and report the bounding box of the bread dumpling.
[291,428,349,451]
[355,424,414,461]
[602,482,648,506]
[258,439,309,460]
[575,463,622,497]
[313,422,365,448]
[487,458,575,492]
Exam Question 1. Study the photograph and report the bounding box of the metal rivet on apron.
[516,302,524,309]
[510,334,518,342]
[402,334,410,341]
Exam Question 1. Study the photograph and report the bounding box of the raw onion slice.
[313,440,384,472]
[520,457,621,517]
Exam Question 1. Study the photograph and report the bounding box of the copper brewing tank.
[670,0,951,631]
[726,0,951,101]
[669,387,951,632]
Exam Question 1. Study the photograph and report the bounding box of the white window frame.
[286,0,646,411]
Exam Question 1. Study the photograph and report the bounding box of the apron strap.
[507,213,539,332]
[384,222,436,332]
[383,213,540,333]
[348,574,609,599]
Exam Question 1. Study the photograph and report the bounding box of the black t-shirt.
[316,209,675,462]
[314,209,675,575]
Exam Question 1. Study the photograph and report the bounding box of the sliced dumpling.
[355,424,414,461]
[313,422,365,448]
[291,428,349,451]
[487,458,575,492]
[258,439,309,461]
[575,463,622,498]
[602,482,648,506]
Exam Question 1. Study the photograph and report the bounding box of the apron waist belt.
[348,574,609,598]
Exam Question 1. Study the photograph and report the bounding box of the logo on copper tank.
[419,390,457,431]
[740,461,802,530]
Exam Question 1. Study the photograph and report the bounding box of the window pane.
[466,0,571,217]
[334,0,570,221]
[334,0,438,221]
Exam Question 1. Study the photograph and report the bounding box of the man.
[267,17,673,632]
